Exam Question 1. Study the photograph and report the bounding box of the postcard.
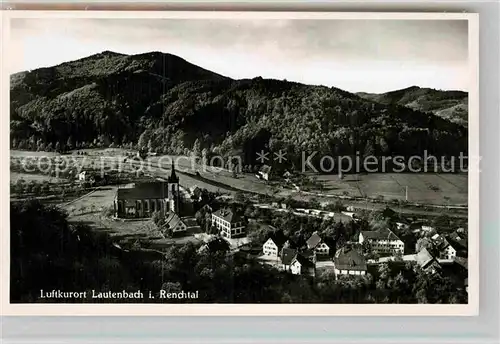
[1,10,479,316]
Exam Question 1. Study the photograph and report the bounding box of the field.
[11,149,468,206]
[10,172,65,183]
[316,173,467,206]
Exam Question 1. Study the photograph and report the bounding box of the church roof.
[116,182,167,200]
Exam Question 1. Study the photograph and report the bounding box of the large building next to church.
[113,163,180,218]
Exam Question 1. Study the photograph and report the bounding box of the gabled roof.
[212,208,244,224]
[116,182,167,200]
[333,247,367,271]
[361,228,401,241]
[164,212,184,229]
[266,232,287,249]
[306,231,322,249]
[260,165,272,174]
[280,248,298,265]
[416,247,436,269]
[293,254,315,268]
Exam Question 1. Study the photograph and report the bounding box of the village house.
[432,232,467,260]
[256,165,272,181]
[78,170,87,181]
[290,254,316,277]
[279,247,298,271]
[415,247,441,274]
[162,212,187,236]
[333,247,367,277]
[306,231,333,256]
[211,208,246,238]
[358,228,405,255]
[262,232,287,258]
[113,163,180,218]
[396,221,410,230]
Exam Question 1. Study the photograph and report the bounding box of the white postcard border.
[0,10,480,316]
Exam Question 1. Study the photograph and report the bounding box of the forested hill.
[10,51,467,167]
[356,86,468,127]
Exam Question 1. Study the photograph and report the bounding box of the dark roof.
[416,248,436,269]
[267,232,287,248]
[182,217,199,227]
[212,208,244,224]
[280,248,298,265]
[333,248,367,271]
[168,162,179,183]
[293,254,315,268]
[361,228,401,241]
[445,235,468,252]
[306,231,322,249]
[116,182,167,200]
[453,256,468,270]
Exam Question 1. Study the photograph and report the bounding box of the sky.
[8,18,469,93]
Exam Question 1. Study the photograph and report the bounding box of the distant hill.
[10,51,467,169]
[356,86,468,127]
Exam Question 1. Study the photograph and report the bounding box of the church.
[113,162,180,218]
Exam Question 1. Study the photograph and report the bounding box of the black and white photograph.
[1,11,479,315]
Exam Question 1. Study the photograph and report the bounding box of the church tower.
[167,161,180,214]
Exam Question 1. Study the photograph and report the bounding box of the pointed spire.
[168,161,179,183]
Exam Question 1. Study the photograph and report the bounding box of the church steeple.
[168,161,179,183]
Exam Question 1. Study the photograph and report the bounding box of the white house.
[78,171,87,181]
[211,208,246,239]
[396,222,410,230]
[262,233,287,258]
[359,228,405,255]
[257,165,272,181]
[333,247,367,277]
[306,231,332,256]
[279,248,298,272]
[290,254,315,276]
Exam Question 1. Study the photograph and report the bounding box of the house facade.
[359,228,404,255]
[279,248,298,271]
[257,165,272,181]
[263,234,286,258]
[211,208,246,238]
[306,231,332,256]
[416,247,441,274]
[333,247,367,277]
[290,254,315,277]
[113,163,180,218]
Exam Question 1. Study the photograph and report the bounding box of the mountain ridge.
[356,86,468,127]
[10,50,467,168]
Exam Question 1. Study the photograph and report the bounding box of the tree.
[66,136,74,150]
[137,131,150,151]
[152,211,165,228]
[432,213,451,230]
[192,139,201,159]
